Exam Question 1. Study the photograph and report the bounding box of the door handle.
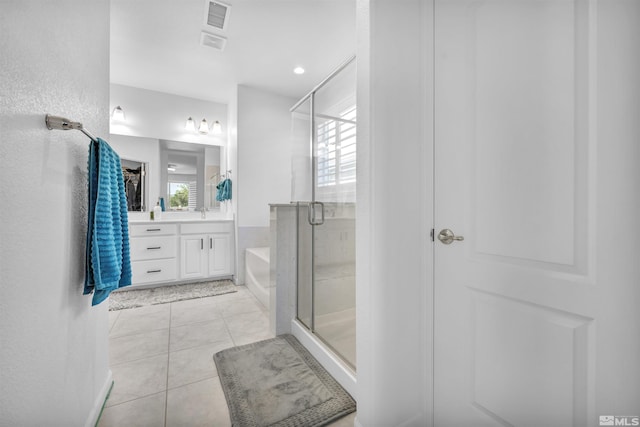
[307,201,325,226]
[437,229,464,245]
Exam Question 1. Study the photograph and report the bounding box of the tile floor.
[99,285,356,427]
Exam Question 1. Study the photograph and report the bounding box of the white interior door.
[434,1,639,426]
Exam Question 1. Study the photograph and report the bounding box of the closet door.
[434,1,639,425]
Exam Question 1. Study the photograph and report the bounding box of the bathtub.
[245,247,270,309]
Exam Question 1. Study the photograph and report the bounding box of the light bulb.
[199,119,209,134]
[112,106,125,121]
[185,117,196,132]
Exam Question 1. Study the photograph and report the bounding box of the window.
[168,181,196,210]
[316,105,356,190]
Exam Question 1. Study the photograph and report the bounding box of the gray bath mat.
[214,334,356,427]
[108,280,237,311]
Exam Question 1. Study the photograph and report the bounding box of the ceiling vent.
[200,31,227,51]
[204,1,231,31]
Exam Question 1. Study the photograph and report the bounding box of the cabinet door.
[208,233,231,276]
[180,235,207,280]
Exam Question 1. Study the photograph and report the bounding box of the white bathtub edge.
[245,247,270,309]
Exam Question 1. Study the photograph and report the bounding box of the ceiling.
[110,0,357,105]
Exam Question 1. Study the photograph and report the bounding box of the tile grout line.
[103,390,166,410]
[220,307,238,348]
[165,301,173,427]
[105,287,263,426]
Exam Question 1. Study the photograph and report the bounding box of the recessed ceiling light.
[293,66,305,75]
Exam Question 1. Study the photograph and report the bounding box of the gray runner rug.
[214,334,356,427]
[108,280,237,311]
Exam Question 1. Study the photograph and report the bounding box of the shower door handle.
[307,201,325,226]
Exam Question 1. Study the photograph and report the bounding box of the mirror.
[122,158,147,212]
[107,134,223,214]
[159,140,222,212]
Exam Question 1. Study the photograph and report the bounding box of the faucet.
[200,206,207,219]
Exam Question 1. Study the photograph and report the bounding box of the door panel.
[434,1,596,425]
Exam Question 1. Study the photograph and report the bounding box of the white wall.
[356,0,433,426]
[596,0,640,413]
[237,85,295,227]
[0,1,112,426]
[235,85,296,284]
[227,89,240,280]
[110,83,227,147]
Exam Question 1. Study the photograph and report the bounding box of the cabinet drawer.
[130,223,177,237]
[130,236,177,261]
[131,258,177,285]
[180,222,232,235]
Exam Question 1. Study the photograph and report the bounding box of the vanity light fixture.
[185,117,196,132]
[185,117,220,135]
[198,118,209,134]
[211,120,222,135]
[111,106,125,121]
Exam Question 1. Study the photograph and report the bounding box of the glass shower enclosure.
[290,57,357,370]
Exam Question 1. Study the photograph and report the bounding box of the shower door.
[292,58,357,370]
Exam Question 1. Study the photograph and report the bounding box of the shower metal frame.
[290,55,356,369]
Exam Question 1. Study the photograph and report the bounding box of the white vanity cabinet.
[180,222,234,280]
[129,223,178,285]
[128,220,234,287]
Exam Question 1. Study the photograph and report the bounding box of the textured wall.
[0,1,112,425]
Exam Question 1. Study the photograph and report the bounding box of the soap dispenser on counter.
[153,199,162,220]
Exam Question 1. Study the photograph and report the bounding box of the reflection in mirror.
[121,159,146,212]
[160,140,221,212]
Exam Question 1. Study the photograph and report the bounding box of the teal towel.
[215,178,232,202]
[84,138,132,305]
[223,178,232,201]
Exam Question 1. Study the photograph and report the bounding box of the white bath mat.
[108,280,237,311]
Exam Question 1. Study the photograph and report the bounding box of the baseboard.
[85,370,113,427]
